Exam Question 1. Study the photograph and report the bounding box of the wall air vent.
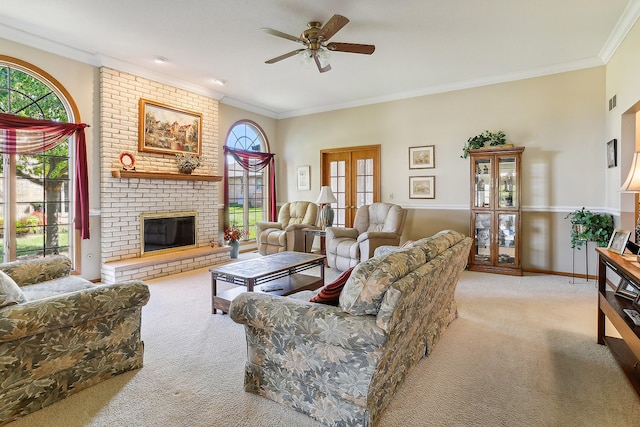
[609,95,617,111]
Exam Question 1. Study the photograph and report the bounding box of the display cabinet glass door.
[498,156,517,209]
[497,213,517,266]
[473,213,492,264]
[474,157,492,208]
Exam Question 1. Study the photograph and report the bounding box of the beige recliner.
[326,202,407,271]
[256,201,319,255]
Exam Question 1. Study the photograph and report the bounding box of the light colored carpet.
[7,254,639,426]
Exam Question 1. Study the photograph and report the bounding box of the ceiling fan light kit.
[262,14,375,73]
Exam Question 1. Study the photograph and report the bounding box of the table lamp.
[316,185,337,228]
[620,151,640,245]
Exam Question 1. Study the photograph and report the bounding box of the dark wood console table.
[596,247,640,396]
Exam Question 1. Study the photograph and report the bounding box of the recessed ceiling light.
[153,56,168,64]
[214,79,227,86]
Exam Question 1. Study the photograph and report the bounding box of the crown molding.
[599,0,640,63]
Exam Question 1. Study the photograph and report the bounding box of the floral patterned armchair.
[230,230,472,426]
[0,256,150,425]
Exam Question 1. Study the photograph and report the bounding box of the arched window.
[225,120,270,240]
[0,56,78,262]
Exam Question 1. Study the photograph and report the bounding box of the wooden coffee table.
[210,251,325,314]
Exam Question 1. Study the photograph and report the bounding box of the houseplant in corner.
[565,207,614,249]
[224,224,248,258]
[461,130,508,159]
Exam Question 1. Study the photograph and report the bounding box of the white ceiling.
[1,0,639,119]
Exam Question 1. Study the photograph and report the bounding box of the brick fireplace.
[99,68,229,283]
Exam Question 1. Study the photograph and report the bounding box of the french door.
[320,145,380,227]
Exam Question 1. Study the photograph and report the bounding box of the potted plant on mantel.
[461,130,509,159]
[565,207,614,249]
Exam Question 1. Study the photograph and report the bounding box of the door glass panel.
[474,158,492,208]
[355,158,373,209]
[498,156,516,208]
[474,213,491,263]
[498,213,516,265]
[330,160,347,227]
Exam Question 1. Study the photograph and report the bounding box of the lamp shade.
[621,152,640,192]
[316,186,337,204]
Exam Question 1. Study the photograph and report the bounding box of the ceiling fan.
[262,14,375,73]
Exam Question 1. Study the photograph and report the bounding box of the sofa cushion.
[0,270,27,308]
[310,267,354,305]
[20,276,95,301]
[339,246,427,315]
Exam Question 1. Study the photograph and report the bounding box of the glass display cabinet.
[468,146,525,275]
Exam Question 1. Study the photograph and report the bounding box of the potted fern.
[565,207,614,249]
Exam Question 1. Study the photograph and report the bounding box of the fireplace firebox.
[141,212,197,256]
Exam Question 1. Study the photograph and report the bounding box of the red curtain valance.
[0,113,90,239]
[223,146,277,222]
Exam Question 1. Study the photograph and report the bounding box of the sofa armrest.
[229,292,386,350]
[326,227,359,240]
[0,255,71,286]
[0,280,150,343]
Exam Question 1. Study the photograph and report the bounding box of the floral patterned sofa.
[230,230,472,426]
[0,256,150,425]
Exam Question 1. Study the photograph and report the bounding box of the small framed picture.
[607,139,617,168]
[409,176,435,199]
[297,165,310,190]
[615,277,640,301]
[607,229,631,254]
[409,145,435,169]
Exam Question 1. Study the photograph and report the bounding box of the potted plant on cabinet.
[461,130,508,159]
[565,207,614,249]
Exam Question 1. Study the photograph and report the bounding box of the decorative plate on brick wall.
[119,152,136,170]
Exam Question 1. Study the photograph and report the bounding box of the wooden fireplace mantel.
[111,170,222,182]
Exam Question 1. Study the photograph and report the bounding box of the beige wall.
[5,15,640,277]
[275,67,606,274]
[606,18,640,234]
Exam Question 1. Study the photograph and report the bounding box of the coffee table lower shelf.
[213,273,322,314]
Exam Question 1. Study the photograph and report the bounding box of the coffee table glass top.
[209,251,325,279]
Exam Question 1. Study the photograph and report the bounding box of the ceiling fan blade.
[265,49,305,64]
[261,27,303,44]
[314,54,331,73]
[319,14,349,41]
[327,42,375,55]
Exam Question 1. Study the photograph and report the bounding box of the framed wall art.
[409,176,435,199]
[607,139,617,168]
[138,99,202,156]
[607,229,631,255]
[409,145,435,169]
[297,165,310,190]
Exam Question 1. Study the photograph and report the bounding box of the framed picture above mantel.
[138,99,202,156]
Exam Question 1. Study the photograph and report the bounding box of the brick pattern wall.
[99,67,224,282]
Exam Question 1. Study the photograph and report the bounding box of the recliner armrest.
[357,231,400,243]
[284,223,316,232]
[256,221,283,234]
[326,227,359,240]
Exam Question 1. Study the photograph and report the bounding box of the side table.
[304,229,326,257]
